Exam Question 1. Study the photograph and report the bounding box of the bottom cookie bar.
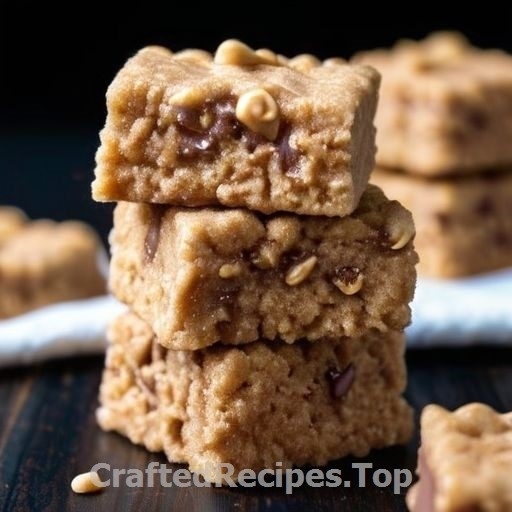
[407,403,512,512]
[97,313,413,481]
[372,167,512,277]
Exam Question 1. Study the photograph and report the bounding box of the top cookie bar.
[92,40,380,216]
[354,32,512,176]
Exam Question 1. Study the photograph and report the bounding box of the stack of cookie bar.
[92,40,418,480]
[355,32,512,278]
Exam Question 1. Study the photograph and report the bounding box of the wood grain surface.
[1,347,512,512]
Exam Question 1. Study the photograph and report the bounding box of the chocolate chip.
[475,197,494,216]
[436,212,451,229]
[398,94,413,107]
[178,129,216,158]
[243,130,267,152]
[174,106,203,132]
[134,371,158,410]
[326,364,355,399]
[279,249,310,273]
[210,99,243,139]
[333,266,360,285]
[144,205,167,263]
[495,231,509,246]
[175,97,246,159]
[467,109,487,131]
[374,227,391,247]
[277,124,300,174]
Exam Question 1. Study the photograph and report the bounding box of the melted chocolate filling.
[173,97,300,172]
[144,205,167,263]
[325,363,355,399]
[277,123,300,175]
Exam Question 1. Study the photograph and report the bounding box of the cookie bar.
[0,219,106,318]
[97,312,413,481]
[371,167,512,277]
[109,185,418,350]
[0,206,27,245]
[92,40,380,217]
[354,32,512,176]
[407,403,512,512]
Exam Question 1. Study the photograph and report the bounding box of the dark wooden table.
[2,347,512,511]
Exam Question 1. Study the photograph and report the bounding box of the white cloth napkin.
[0,296,125,368]
[407,268,512,348]
[1,269,511,367]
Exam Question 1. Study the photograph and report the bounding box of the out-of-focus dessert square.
[0,216,106,318]
[407,403,512,512]
[354,32,512,176]
[372,167,512,277]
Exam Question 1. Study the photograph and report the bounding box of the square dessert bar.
[0,206,27,245]
[93,39,380,217]
[97,312,413,480]
[109,185,418,350]
[0,219,106,318]
[354,32,512,176]
[372,167,512,277]
[407,403,512,512]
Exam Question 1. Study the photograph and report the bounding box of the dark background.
[1,3,512,243]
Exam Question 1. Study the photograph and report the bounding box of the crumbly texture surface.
[354,32,512,176]
[109,185,418,350]
[97,312,413,480]
[0,219,106,318]
[0,206,28,245]
[407,403,512,512]
[92,40,380,217]
[372,167,512,277]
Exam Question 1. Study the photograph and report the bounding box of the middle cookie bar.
[110,185,418,350]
